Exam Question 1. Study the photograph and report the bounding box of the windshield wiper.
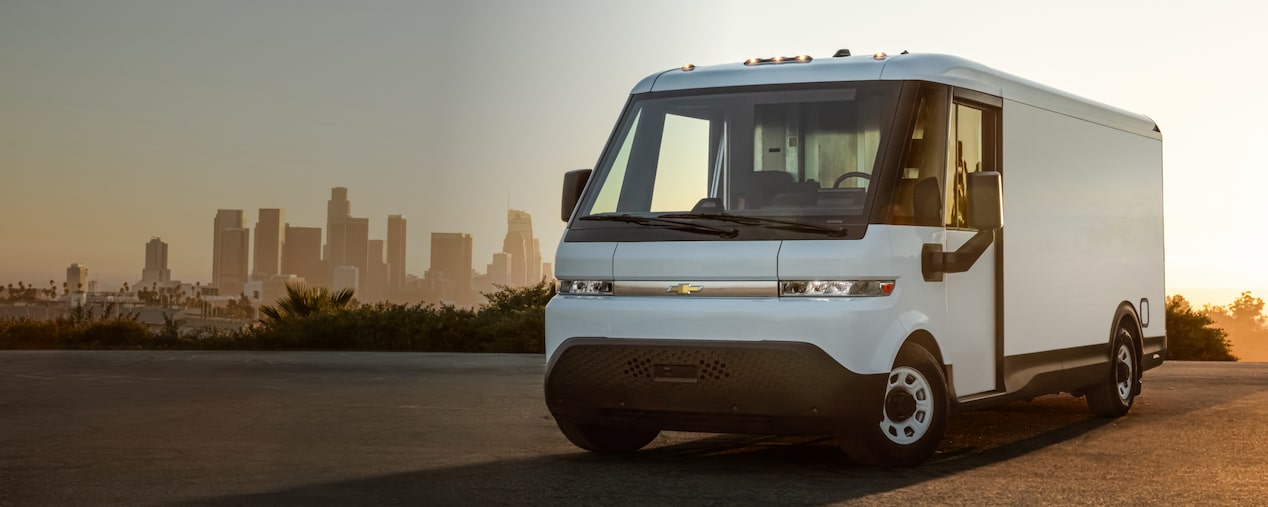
[580,214,739,238]
[659,212,848,237]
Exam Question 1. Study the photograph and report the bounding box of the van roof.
[634,52,1159,139]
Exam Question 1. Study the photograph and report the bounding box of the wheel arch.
[901,329,946,368]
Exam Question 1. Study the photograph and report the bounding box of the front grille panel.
[553,343,835,393]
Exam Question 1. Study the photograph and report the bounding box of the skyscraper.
[386,214,407,292]
[488,252,511,286]
[281,225,324,286]
[430,232,473,301]
[253,208,285,280]
[325,187,350,262]
[323,187,369,290]
[66,263,88,294]
[212,209,249,296]
[140,237,171,284]
[365,239,388,302]
[501,209,540,286]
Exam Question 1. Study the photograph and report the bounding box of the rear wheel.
[1086,322,1138,417]
[555,419,659,453]
[840,344,948,467]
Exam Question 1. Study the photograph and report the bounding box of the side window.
[945,100,999,229]
[889,85,948,226]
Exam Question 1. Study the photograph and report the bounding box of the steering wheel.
[832,171,872,188]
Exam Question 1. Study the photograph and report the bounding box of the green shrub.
[64,319,151,350]
[0,282,556,353]
[0,318,66,349]
[1166,295,1237,361]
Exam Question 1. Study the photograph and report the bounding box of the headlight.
[557,280,613,295]
[779,280,895,297]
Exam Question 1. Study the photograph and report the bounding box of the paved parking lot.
[2,351,1267,505]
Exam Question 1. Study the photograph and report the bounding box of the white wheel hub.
[1115,340,1135,402]
[879,366,934,445]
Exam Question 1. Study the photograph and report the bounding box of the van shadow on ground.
[182,395,1122,506]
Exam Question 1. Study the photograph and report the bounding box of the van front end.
[544,58,977,464]
[545,283,905,437]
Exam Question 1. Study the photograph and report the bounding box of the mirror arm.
[921,229,996,282]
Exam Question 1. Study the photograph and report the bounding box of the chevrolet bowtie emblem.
[667,283,703,295]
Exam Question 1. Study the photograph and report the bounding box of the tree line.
[0,281,554,353]
[1,283,1264,361]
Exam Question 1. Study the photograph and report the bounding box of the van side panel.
[1001,100,1166,360]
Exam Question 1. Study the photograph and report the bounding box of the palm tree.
[259,284,355,324]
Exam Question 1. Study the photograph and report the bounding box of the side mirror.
[966,171,1002,231]
[561,169,592,222]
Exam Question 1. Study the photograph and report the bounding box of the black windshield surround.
[567,81,926,243]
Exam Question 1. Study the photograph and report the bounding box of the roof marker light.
[681,63,695,71]
[873,51,888,61]
[743,55,814,66]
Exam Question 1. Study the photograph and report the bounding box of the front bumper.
[545,338,887,436]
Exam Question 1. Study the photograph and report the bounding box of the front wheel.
[1086,323,1138,417]
[555,419,659,453]
[840,344,948,467]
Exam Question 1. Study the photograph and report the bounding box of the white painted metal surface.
[1001,99,1166,356]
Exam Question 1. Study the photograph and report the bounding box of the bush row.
[0,282,554,353]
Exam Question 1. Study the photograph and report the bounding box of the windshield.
[577,83,901,231]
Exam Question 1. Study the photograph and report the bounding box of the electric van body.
[544,51,1165,466]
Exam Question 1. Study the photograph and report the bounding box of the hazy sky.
[2,0,1266,300]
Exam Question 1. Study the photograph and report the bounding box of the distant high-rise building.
[140,237,171,284]
[253,208,285,279]
[325,187,350,262]
[488,252,512,286]
[431,232,473,300]
[328,218,369,278]
[529,238,542,283]
[386,215,407,292]
[281,225,324,286]
[332,265,359,295]
[541,262,554,283]
[323,187,370,285]
[212,209,249,296]
[365,239,388,302]
[501,209,540,286]
[66,263,88,294]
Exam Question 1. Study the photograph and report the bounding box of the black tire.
[1086,322,1138,417]
[840,344,948,467]
[555,419,659,453]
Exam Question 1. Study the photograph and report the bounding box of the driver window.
[889,85,948,226]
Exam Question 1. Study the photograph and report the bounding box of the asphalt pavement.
[2,351,1267,506]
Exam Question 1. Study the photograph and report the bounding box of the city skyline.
[0,182,551,293]
[2,2,1267,303]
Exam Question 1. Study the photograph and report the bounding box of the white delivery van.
[544,50,1165,466]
